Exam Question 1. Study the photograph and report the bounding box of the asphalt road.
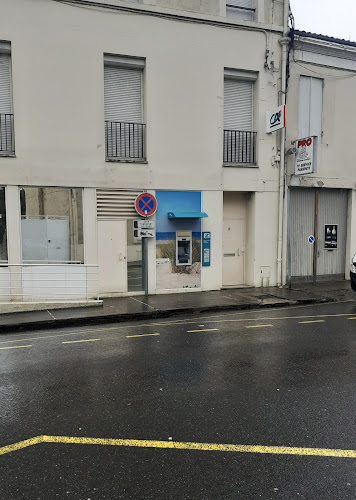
[1,300,356,499]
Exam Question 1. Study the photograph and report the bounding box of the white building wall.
[0,0,286,297]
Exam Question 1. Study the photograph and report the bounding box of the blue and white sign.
[308,235,315,244]
[266,105,285,133]
[202,232,211,266]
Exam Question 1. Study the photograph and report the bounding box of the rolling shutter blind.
[298,76,323,140]
[97,189,143,220]
[0,53,11,113]
[226,0,254,20]
[224,79,252,130]
[104,65,142,123]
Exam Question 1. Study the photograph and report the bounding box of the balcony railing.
[223,129,257,164]
[0,113,15,155]
[105,121,146,160]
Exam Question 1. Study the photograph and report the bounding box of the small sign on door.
[324,224,338,249]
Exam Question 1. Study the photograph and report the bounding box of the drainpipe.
[277,1,290,287]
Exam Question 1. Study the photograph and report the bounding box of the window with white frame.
[20,187,84,263]
[104,55,145,160]
[226,0,255,21]
[0,42,14,155]
[298,76,323,140]
[223,69,257,164]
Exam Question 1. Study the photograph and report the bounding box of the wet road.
[1,300,356,499]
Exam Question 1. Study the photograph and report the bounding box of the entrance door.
[223,219,245,286]
[290,188,348,281]
[98,220,127,294]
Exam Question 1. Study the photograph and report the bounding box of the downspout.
[276,1,290,287]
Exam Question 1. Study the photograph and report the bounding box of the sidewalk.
[0,281,355,333]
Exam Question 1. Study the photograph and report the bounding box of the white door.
[98,220,127,294]
[223,219,245,286]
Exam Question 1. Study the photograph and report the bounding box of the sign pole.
[142,235,148,296]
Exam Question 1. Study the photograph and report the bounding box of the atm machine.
[176,231,192,266]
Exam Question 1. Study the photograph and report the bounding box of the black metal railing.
[105,121,146,160]
[0,113,15,154]
[223,130,257,164]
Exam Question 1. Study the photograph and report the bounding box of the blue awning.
[168,212,208,219]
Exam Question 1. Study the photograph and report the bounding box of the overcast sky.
[289,0,356,41]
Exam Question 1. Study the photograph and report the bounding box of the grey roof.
[294,30,356,48]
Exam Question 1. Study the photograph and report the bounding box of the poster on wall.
[294,136,317,175]
[155,191,201,290]
[324,224,338,249]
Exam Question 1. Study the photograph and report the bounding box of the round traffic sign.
[135,193,157,217]
[308,235,315,244]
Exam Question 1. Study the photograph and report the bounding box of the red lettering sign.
[298,138,312,148]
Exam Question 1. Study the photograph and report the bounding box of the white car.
[351,254,356,291]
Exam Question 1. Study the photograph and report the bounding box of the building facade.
[0,0,288,302]
[285,30,356,283]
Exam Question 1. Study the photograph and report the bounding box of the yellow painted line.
[187,329,219,333]
[0,310,353,346]
[126,333,160,338]
[62,339,101,344]
[2,435,356,459]
[0,345,32,350]
[348,317,356,320]
[0,436,43,456]
[299,320,325,324]
[246,325,273,329]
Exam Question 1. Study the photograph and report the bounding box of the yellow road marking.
[62,339,101,344]
[348,317,356,320]
[0,345,32,350]
[2,435,356,459]
[187,329,218,333]
[299,320,325,324]
[126,333,160,338]
[0,436,43,456]
[246,325,273,329]
[1,311,354,346]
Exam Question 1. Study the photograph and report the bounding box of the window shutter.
[224,79,253,131]
[298,76,323,140]
[104,65,142,123]
[0,53,11,113]
[226,0,254,20]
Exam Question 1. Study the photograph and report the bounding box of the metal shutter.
[104,65,142,123]
[298,76,323,140]
[96,189,143,220]
[226,0,254,20]
[224,79,252,130]
[0,53,10,113]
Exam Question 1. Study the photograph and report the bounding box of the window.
[298,76,323,140]
[0,187,7,261]
[104,55,145,160]
[0,42,14,155]
[20,187,84,263]
[226,0,255,21]
[223,70,257,164]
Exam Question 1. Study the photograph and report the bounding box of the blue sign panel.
[202,232,211,266]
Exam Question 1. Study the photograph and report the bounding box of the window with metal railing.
[104,55,146,161]
[223,70,257,165]
[0,45,15,155]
